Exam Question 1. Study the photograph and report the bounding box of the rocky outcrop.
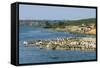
[24,38,96,51]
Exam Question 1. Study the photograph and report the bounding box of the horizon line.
[19,17,96,21]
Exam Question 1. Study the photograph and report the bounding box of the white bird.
[23,41,28,45]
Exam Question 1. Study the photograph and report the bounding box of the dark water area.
[19,25,96,64]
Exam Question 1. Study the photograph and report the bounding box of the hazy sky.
[19,4,96,20]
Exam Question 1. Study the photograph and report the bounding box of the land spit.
[23,37,96,51]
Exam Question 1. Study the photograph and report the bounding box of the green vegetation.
[63,18,96,26]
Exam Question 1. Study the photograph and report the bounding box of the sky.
[19,4,96,20]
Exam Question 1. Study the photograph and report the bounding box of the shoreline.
[50,28,96,35]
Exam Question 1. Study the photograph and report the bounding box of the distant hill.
[64,18,96,26]
[19,18,96,28]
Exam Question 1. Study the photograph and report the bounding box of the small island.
[23,37,96,51]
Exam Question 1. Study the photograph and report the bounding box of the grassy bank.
[51,24,96,35]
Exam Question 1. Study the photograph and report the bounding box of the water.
[19,26,96,64]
